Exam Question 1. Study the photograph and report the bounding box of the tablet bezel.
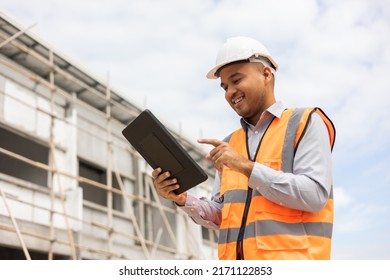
[122,109,208,194]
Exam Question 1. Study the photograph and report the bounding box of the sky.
[1,0,390,259]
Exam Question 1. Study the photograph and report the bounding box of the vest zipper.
[236,187,252,259]
[236,117,275,259]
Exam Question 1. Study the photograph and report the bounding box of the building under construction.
[0,11,217,260]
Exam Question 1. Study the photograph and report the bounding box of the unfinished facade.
[0,12,217,260]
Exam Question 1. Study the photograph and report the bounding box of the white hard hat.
[206,36,278,79]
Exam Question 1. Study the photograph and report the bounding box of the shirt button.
[254,131,259,134]
[191,208,195,212]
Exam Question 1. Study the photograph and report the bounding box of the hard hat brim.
[206,61,233,79]
[206,56,278,79]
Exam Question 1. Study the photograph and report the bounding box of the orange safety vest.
[218,108,336,260]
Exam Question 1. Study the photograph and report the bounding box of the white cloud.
[333,186,386,234]
[333,186,353,208]
[335,201,387,234]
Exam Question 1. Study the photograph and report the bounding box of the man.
[152,37,335,260]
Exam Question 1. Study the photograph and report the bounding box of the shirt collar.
[240,101,285,130]
[266,100,285,119]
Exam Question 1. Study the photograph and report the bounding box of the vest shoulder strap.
[282,107,307,173]
[222,132,233,143]
[284,107,336,173]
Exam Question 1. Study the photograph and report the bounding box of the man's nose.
[225,85,237,100]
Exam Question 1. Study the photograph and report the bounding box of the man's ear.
[263,67,272,80]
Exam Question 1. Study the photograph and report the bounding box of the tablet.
[122,109,208,194]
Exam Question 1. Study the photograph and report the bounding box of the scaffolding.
[0,11,217,260]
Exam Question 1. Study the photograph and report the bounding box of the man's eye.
[233,79,241,84]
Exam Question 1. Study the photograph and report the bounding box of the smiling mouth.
[232,96,244,105]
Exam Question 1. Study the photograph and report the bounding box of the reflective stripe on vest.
[218,107,335,260]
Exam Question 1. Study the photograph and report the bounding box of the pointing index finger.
[197,138,223,147]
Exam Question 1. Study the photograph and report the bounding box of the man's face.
[219,62,268,125]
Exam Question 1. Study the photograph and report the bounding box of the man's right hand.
[152,167,187,206]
